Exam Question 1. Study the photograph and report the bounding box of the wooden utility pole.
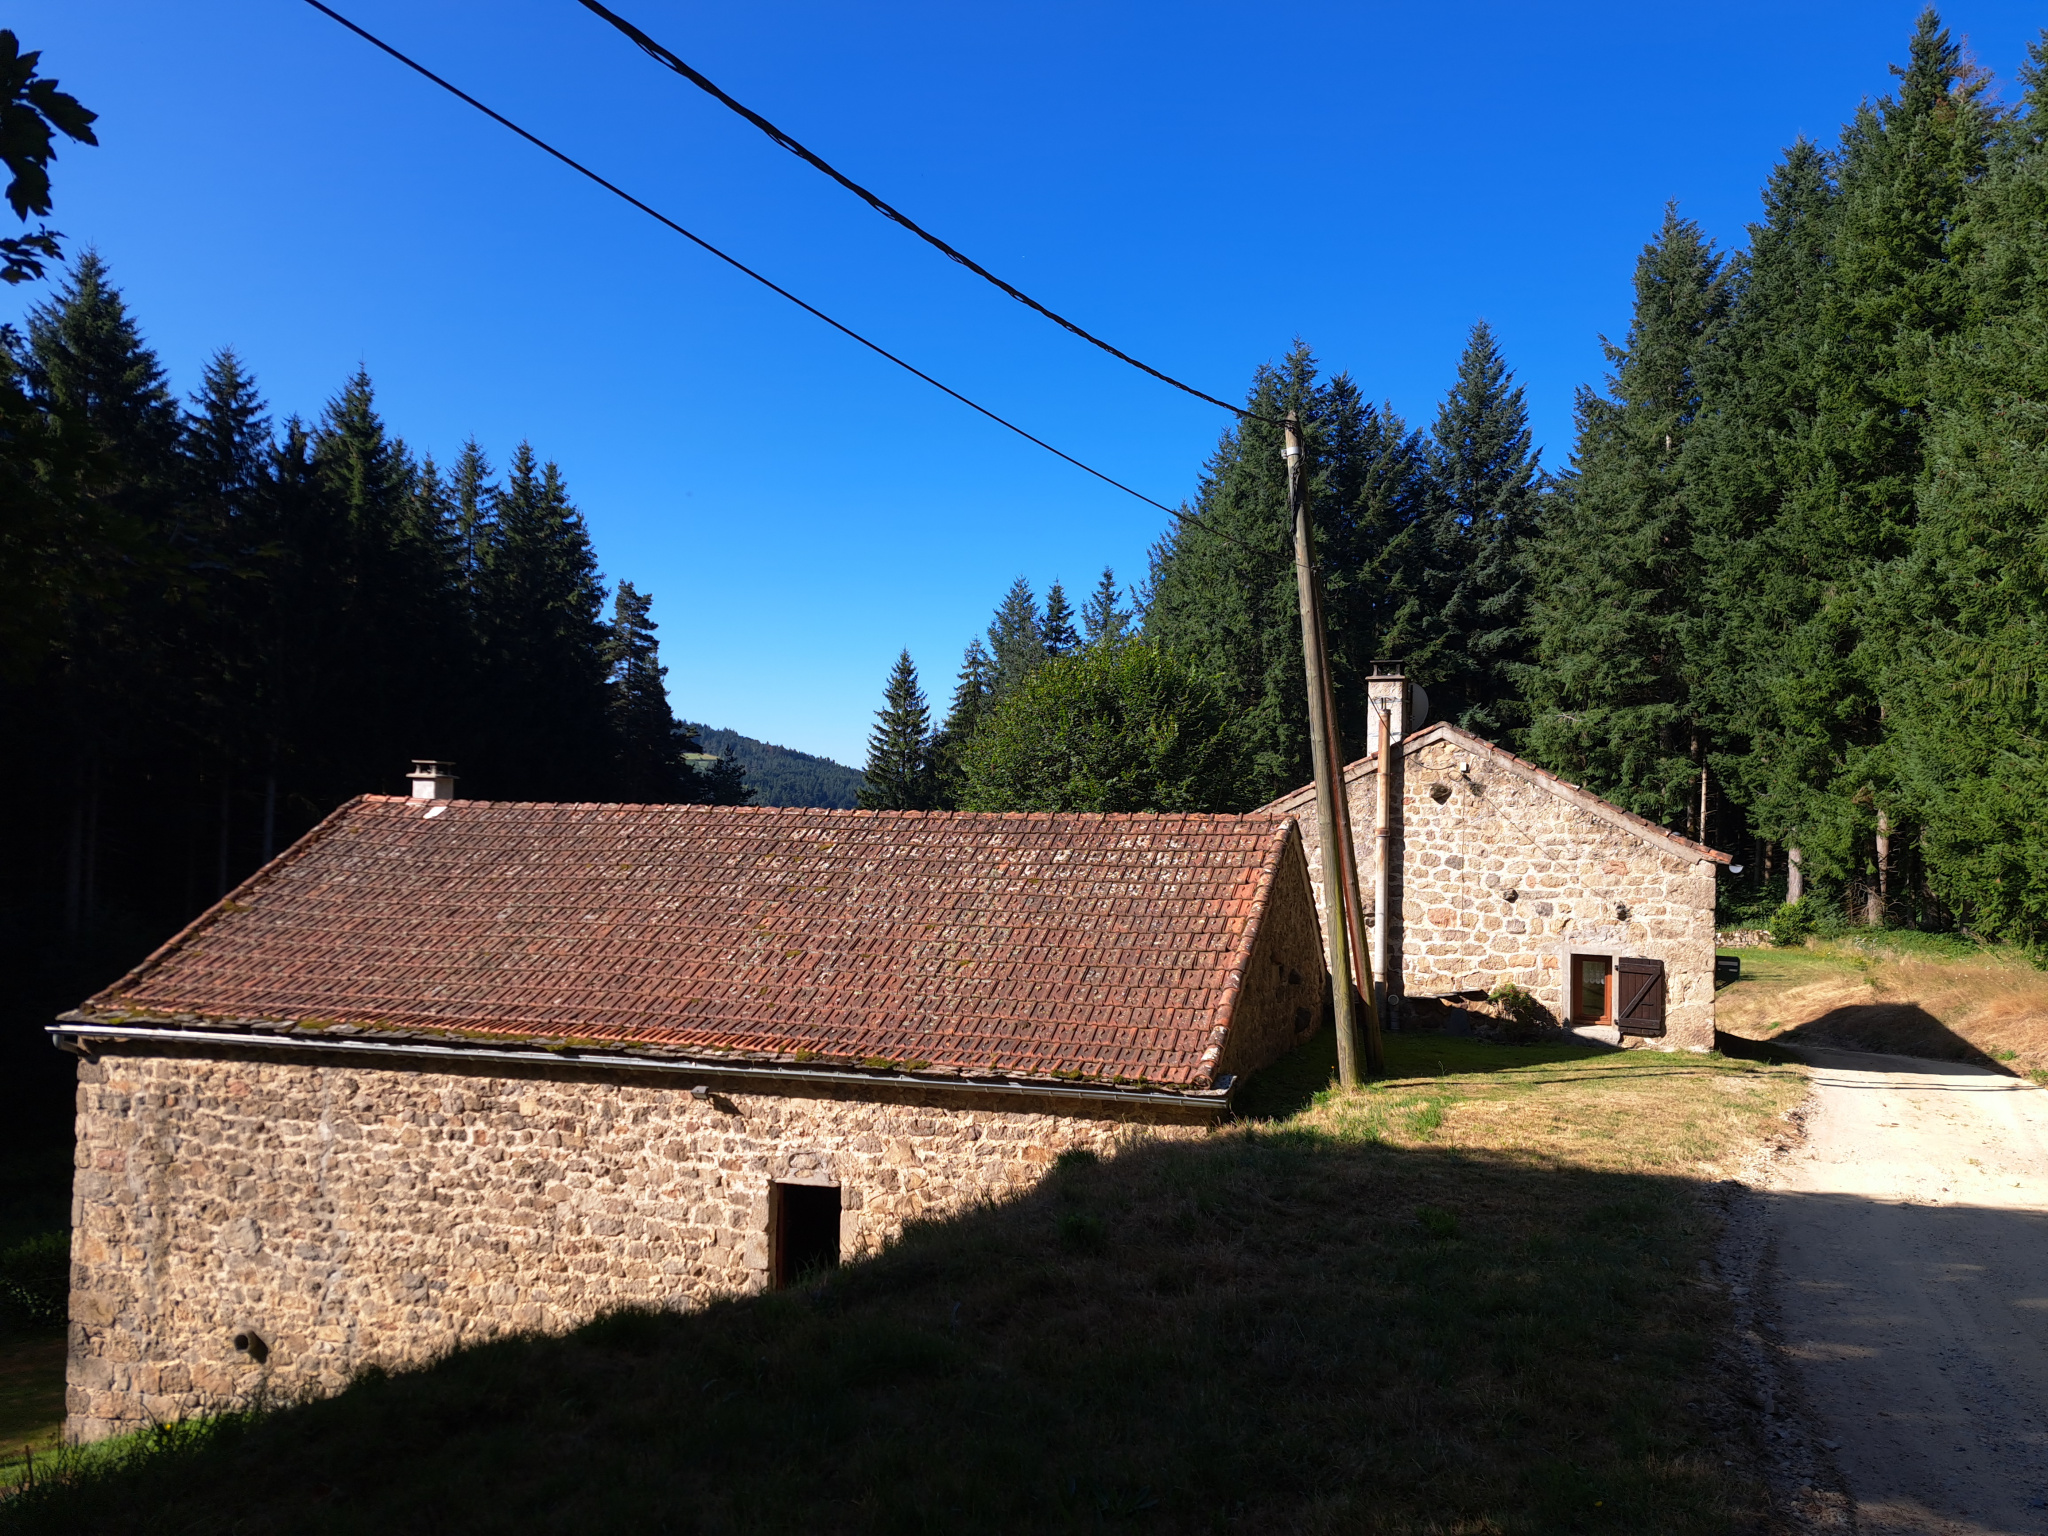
[1320,653,1384,1073]
[1283,411,1378,1085]
[1372,699,1395,1029]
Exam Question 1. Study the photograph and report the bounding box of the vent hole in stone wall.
[771,1182,841,1288]
[1429,782,1452,804]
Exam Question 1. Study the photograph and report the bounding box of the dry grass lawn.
[1715,938,2048,1077]
[3,1033,1804,1536]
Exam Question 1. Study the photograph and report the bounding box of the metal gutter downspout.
[47,1022,1237,1120]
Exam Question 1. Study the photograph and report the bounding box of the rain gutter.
[47,1020,1236,1119]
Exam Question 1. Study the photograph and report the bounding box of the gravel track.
[1759,1046,2048,1534]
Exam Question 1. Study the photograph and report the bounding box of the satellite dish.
[1407,682,1429,730]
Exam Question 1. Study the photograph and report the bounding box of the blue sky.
[11,2,2043,765]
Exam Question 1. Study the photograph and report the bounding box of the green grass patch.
[0,1332,65,1488]
[2,1036,1803,1535]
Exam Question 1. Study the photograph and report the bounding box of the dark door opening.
[771,1181,841,1288]
[1570,954,1612,1025]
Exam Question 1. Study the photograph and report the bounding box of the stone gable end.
[1278,727,1720,1050]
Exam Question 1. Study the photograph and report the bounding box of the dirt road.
[1765,1045,2048,1534]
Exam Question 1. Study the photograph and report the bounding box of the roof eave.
[48,1016,1236,1119]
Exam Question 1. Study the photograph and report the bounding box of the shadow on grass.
[1236,1029,1625,1123]
[0,1070,1788,1536]
[1759,1004,2014,1075]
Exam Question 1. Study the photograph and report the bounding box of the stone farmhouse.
[1261,669,1730,1050]
[53,784,1327,1441]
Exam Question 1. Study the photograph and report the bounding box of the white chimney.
[407,759,457,800]
[1364,663,1429,756]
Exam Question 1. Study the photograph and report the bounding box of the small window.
[1570,954,1611,1024]
[771,1182,841,1288]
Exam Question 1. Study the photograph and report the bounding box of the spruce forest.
[13,9,2048,1140]
[0,255,747,1136]
[865,12,2048,954]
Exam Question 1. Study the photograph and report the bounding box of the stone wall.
[1282,732,1719,1051]
[66,1049,1206,1443]
[1213,833,1329,1079]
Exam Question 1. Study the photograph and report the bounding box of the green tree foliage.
[857,650,937,809]
[986,577,1044,701]
[960,638,1240,813]
[1880,32,2048,939]
[927,636,995,809]
[0,30,96,284]
[473,443,613,800]
[1521,209,1731,831]
[0,256,733,1138]
[1508,8,2038,937]
[684,725,858,808]
[1685,138,1840,855]
[1417,321,1544,736]
[1735,11,1995,908]
[1080,567,1131,645]
[1144,342,1434,805]
[1040,580,1079,658]
[608,581,746,804]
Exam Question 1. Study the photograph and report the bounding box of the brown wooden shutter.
[1615,957,1666,1037]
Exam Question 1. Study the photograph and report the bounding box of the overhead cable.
[574,0,1273,426]
[300,0,1241,536]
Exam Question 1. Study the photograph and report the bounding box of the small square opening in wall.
[771,1181,841,1288]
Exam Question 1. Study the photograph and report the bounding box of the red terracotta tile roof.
[81,799,1300,1089]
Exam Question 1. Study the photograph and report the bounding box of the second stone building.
[1261,668,1731,1049]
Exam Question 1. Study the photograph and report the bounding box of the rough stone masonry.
[1268,721,1726,1050]
[67,1049,1202,1442]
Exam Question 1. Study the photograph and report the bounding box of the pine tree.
[22,251,176,467]
[1145,343,1429,803]
[1879,31,2048,938]
[304,369,472,802]
[1709,10,1995,908]
[474,443,612,799]
[1415,321,1544,738]
[1040,580,1080,658]
[857,650,936,809]
[1144,347,1317,802]
[182,349,270,511]
[1521,208,1731,827]
[1081,567,1130,645]
[606,580,701,802]
[927,636,995,808]
[1687,137,1840,864]
[449,437,496,582]
[178,349,275,785]
[986,577,1043,700]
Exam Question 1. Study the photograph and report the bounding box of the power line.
[300,0,1245,537]
[575,0,1271,427]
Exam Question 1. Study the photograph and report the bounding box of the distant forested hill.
[687,726,864,809]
